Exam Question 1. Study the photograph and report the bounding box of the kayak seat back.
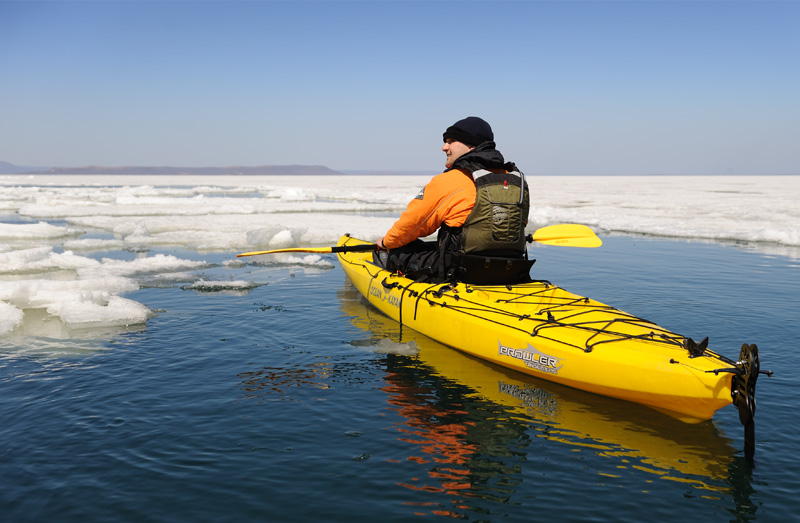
[455,253,535,285]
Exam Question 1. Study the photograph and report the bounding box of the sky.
[1,0,798,175]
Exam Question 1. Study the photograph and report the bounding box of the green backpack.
[460,165,530,257]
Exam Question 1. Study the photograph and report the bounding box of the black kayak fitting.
[731,343,773,461]
[685,336,708,358]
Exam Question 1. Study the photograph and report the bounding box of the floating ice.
[46,295,154,330]
[246,227,300,249]
[0,247,101,274]
[76,254,208,279]
[249,253,334,268]
[0,249,207,344]
[371,338,420,356]
[1,174,798,348]
[62,238,127,252]
[0,301,24,335]
[0,277,148,333]
[0,221,82,240]
[182,279,262,292]
[0,277,139,309]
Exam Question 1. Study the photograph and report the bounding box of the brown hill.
[25,165,343,175]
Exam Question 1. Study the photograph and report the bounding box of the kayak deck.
[336,234,744,422]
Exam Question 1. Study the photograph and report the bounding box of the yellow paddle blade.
[237,246,335,257]
[529,224,602,248]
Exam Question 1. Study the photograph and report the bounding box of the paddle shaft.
[237,224,601,257]
[237,243,377,257]
[330,244,378,253]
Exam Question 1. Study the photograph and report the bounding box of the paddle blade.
[529,224,602,248]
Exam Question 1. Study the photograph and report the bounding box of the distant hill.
[0,162,427,176]
[0,161,47,174]
[18,164,344,175]
[342,169,431,176]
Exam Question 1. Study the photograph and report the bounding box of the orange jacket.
[382,169,476,249]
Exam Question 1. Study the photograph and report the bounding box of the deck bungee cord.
[371,268,712,359]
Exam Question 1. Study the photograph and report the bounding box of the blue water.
[2,236,798,521]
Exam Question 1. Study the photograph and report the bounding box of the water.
[1,175,799,521]
[1,237,797,521]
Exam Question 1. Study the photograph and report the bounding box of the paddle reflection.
[337,279,753,516]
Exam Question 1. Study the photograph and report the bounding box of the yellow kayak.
[338,285,736,488]
[336,234,765,432]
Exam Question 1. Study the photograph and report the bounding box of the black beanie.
[442,116,494,147]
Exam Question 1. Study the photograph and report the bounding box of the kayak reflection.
[337,279,738,496]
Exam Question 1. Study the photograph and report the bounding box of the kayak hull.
[337,235,735,422]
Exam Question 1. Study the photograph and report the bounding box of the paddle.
[526,223,603,248]
[237,223,601,258]
[238,243,378,257]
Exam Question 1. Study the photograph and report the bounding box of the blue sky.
[1,0,798,174]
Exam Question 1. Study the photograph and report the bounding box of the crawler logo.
[498,342,563,375]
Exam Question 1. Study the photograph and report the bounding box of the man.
[375,116,531,284]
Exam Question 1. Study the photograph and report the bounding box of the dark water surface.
[2,237,798,521]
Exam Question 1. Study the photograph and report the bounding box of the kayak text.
[369,283,401,309]
[498,342,563,375]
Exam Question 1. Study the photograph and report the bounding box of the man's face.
[442,139,474,167]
